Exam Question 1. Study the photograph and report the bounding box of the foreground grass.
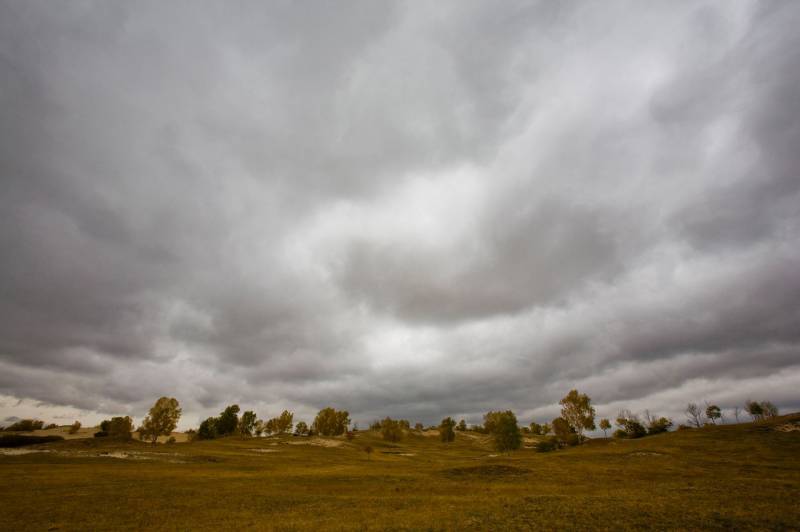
[1,414,799,531]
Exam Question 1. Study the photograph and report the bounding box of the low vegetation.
[1,412,798,530]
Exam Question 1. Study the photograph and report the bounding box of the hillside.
[1,414,799,530]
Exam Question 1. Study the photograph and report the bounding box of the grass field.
[1,414,799,531]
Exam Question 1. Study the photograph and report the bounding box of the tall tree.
[313,407,350,436]
[216,405,240,436]
[138,397,182,444]
[599,418,611,437]
[238,411,258,437]
[745,400,764,421]
[559,389,596,438]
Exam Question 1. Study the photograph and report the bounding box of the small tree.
[139,397,182,444]
[484,411,521,452]
[647,416,672,435]
[439,417,456,443]
[541,422,551,435]
[529,422,543,435]
[705,404,721,425]
[69,421,82,435]
[685,403,704,428]
[733,406,741,423]
[456,419,467,431]
[559,389,596,439]
[414,422,424,431]
[761,401,778,418]
[551,417,577,446]
[276,410,294,434]
[745,400,764,421]
[254,420,265,437]
[238,411,258,438]
[599,418,611,437]
[380,417,403,442]
[294,421,309,436]
[615,411,647,439]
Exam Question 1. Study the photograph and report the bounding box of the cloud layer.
[1,1,799,429]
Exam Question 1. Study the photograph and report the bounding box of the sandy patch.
[249,448,279,453]
[629,451,663,457]
[288,437,343,447]
[0,448,51,456]
[774,423,800,432]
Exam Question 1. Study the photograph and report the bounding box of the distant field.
[1,414,799,530]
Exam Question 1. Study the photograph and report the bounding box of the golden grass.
[1,414,799,530]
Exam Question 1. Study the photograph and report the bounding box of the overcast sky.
[1,1,799,431]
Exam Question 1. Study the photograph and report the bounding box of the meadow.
[1,413,799,531]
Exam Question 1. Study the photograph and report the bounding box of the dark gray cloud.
[1,1,799,429]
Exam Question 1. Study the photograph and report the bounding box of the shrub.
[94,431,109,438]
[68,421,81,434]
[535,438,559,453]
[380,417,404,442]
[439,417,456,443]
[647,417,673,435]
[414,423,424,431]
[551,417,575,444]
[44,423,58,430]
[484,411,522,452]
[457,419,467,431]
[103,416,134,439]
[612,429,627,439]
[0,435,64,447]
[615,413,647,439]
[166,436,176,444]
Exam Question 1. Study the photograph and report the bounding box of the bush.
[94,431,109,438]
[100,416,133,439]
[380,417,404,442]
[484,411,522,452]
[68,421,81,434]
[439,417,456,443]
[0,435,64,447]
[5,419,45,432]
[647,417,673,435]
[166,436,176,444]
[44,423,58,430]
[535,438,559,452]
[612,429,627,439]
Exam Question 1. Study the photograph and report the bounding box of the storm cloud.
[1,1,799,429]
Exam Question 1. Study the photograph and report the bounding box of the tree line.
[0,392,783,453]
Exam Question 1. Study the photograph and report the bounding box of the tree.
[216,405,240,436]
[599,418,611,437]
[744,400,764,421]
[104,416,133,439]
[254,420,265,437]
[733,406,741,423]
[276,410,294,433]
[457,419,467,431]
[238,411,258,438]
[761,401,778,418]
[615,410,647,439]
[5,419,45,432]
[541,422,551,435]
[294,421,309,436]
[647,416,673,435]
[551,417,577,445]
[139,397,182,444]
[313,408,350,436]
[484,411,521,452]
[414,422,424,431]
[380,417,403,442]
[198,417,218,440]
[69,421,82,435]
[705,404,721,425]
[439,417,456,443]
[529,422,543,435]
[685,403,704,428]
[559,389,596,438]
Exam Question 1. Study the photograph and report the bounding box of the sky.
[1,1,799,431]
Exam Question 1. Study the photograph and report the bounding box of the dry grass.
[1,414,799,530]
